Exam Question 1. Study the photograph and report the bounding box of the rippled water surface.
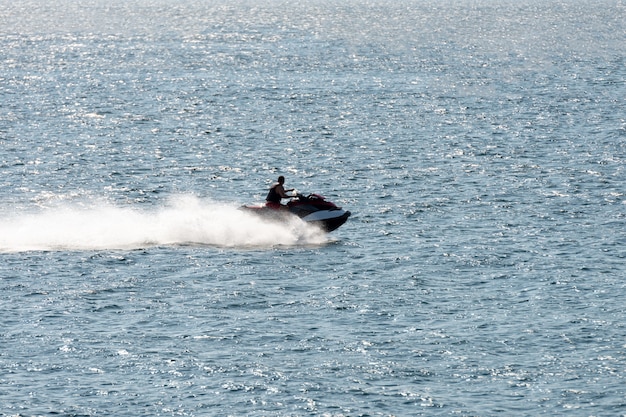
[1,0,625,415]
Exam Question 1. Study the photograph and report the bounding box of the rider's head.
[277,176,285,184]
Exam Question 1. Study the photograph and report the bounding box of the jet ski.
[241,193,351,232]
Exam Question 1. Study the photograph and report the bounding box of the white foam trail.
[0,195,329,253]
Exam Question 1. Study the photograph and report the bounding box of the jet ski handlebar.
[291,193,325,201]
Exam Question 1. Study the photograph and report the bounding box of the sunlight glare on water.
[1,0,625,415]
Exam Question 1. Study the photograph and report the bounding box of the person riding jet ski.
[265,176,294,209]
[241,175,351,232]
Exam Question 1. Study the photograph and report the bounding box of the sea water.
[1,0,625,415]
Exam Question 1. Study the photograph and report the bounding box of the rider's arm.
[276,185,290,198]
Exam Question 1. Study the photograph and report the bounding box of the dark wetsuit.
[266,184,282,208]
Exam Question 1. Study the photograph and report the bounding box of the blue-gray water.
[1,0,625,415]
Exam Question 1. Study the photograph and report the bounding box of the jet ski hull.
[300,209,351,232]
[241,193,351,232]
